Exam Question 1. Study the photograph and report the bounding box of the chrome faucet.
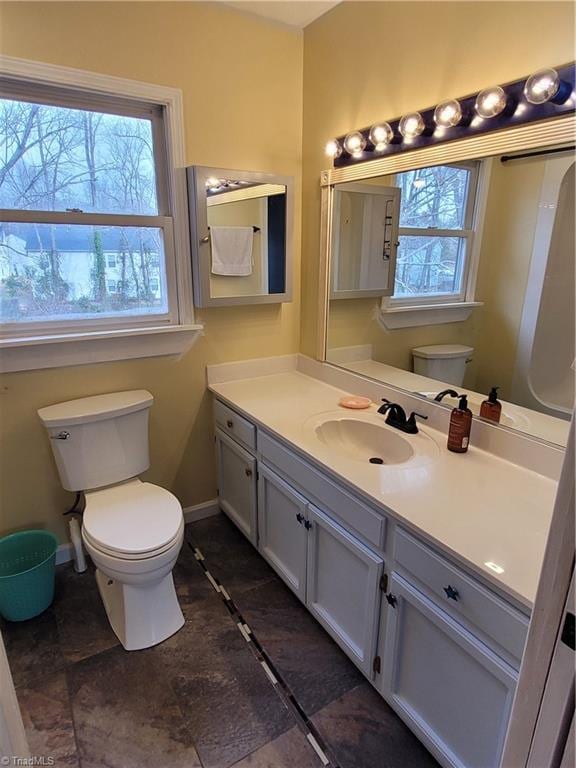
[377,400,428,434]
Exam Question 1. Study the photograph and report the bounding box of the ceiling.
[224,1,340,28]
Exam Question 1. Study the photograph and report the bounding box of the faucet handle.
[405,411,428,434]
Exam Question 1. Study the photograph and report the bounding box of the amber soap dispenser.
[480,387,502,423]
[447,395,473,453]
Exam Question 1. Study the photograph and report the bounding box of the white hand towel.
[210,226,254,276]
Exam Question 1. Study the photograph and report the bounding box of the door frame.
[0,630,28,761]
[501,418,575,767]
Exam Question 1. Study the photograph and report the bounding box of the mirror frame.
[316,112,575,442]
[187,165,294,307]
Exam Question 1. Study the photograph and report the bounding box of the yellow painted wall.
[302,0,576,359]
[208,197,266,298]
[473,158,546,395]
[0,1,303,540]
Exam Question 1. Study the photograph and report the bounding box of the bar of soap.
[339,396,372,409]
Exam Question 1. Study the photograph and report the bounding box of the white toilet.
[38,390,185,651]
[412,344,474,387]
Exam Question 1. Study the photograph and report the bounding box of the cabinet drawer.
[259,431,386,551]
[214,399,256,452]
[394,529,529,666]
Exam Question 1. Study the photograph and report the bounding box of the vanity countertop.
[209,371,557,610]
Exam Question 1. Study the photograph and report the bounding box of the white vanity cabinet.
[381,573,517,768]
[306,503,384,675]
[212,397,529,768]
[257,462,384,675]
[214,399,258,544]
[257,463,308,600]
[214,428,257,545]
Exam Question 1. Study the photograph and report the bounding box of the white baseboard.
[183,499,220,523]
[54,499,220,566]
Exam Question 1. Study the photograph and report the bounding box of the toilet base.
[95,568,185,651]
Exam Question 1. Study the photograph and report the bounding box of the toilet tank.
[412,345,474,387]
[38,390,154,492]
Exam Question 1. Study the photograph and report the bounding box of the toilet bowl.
[82,479,185,650]
[38,390,185,651]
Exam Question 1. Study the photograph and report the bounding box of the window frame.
[0,79,182,337]
[383,160,485,309]
[0,56,200,373]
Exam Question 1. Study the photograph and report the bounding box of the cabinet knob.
[444,585,459,601]
[245,468,252,477]
[227,420,234,428]
[296,512,304,524]
[304,520,312,531]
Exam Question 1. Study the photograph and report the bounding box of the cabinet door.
[382,573,517,768]
[215,428,257,545]
[331,183,400,299]
[257,464,308,600]
[306,504,384,676]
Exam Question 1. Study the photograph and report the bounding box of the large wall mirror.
[321,132,574,447]
[187,166,293,307]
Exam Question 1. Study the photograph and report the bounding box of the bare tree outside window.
[0,97,169,323]
[393,165,475,299]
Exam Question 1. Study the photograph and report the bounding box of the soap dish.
[339,396,372,409]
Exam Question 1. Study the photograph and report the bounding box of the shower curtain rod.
[500,146,575,163]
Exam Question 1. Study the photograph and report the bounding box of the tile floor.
[2,514,439,768]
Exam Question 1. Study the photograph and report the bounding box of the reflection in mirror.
[187,166,292,307]
[326,146,574,446]
[206,180,287,299]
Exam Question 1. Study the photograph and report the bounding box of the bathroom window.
[0,78,182,337]
[389,162,481,305]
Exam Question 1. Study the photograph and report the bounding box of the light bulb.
[399,112,425,139]
[433,100,463,128]
[205,177,220,189]
[325,139,342,159]
[524,68,561,104]
[475,86,507,118]
[369,122,393,150]
[343,131,367,157]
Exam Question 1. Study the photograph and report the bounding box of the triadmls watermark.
[1,757,55,766]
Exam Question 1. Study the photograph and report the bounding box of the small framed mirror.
[187,166,293,307]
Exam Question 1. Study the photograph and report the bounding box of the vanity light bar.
[325,63,575,165]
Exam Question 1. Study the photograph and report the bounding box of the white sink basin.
[314,417,415,465]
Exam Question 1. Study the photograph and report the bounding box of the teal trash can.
[0,530,59,621]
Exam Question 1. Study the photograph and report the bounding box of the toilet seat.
[83,479,183,559]
[83,521,184,561]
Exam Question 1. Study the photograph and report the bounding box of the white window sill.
[0,323,204,372]
[378,301,483,330]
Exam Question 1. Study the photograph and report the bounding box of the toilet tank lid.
[412,344,474,360]
[38,390,153,427]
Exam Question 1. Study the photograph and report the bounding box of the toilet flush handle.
[51,431,71,440]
